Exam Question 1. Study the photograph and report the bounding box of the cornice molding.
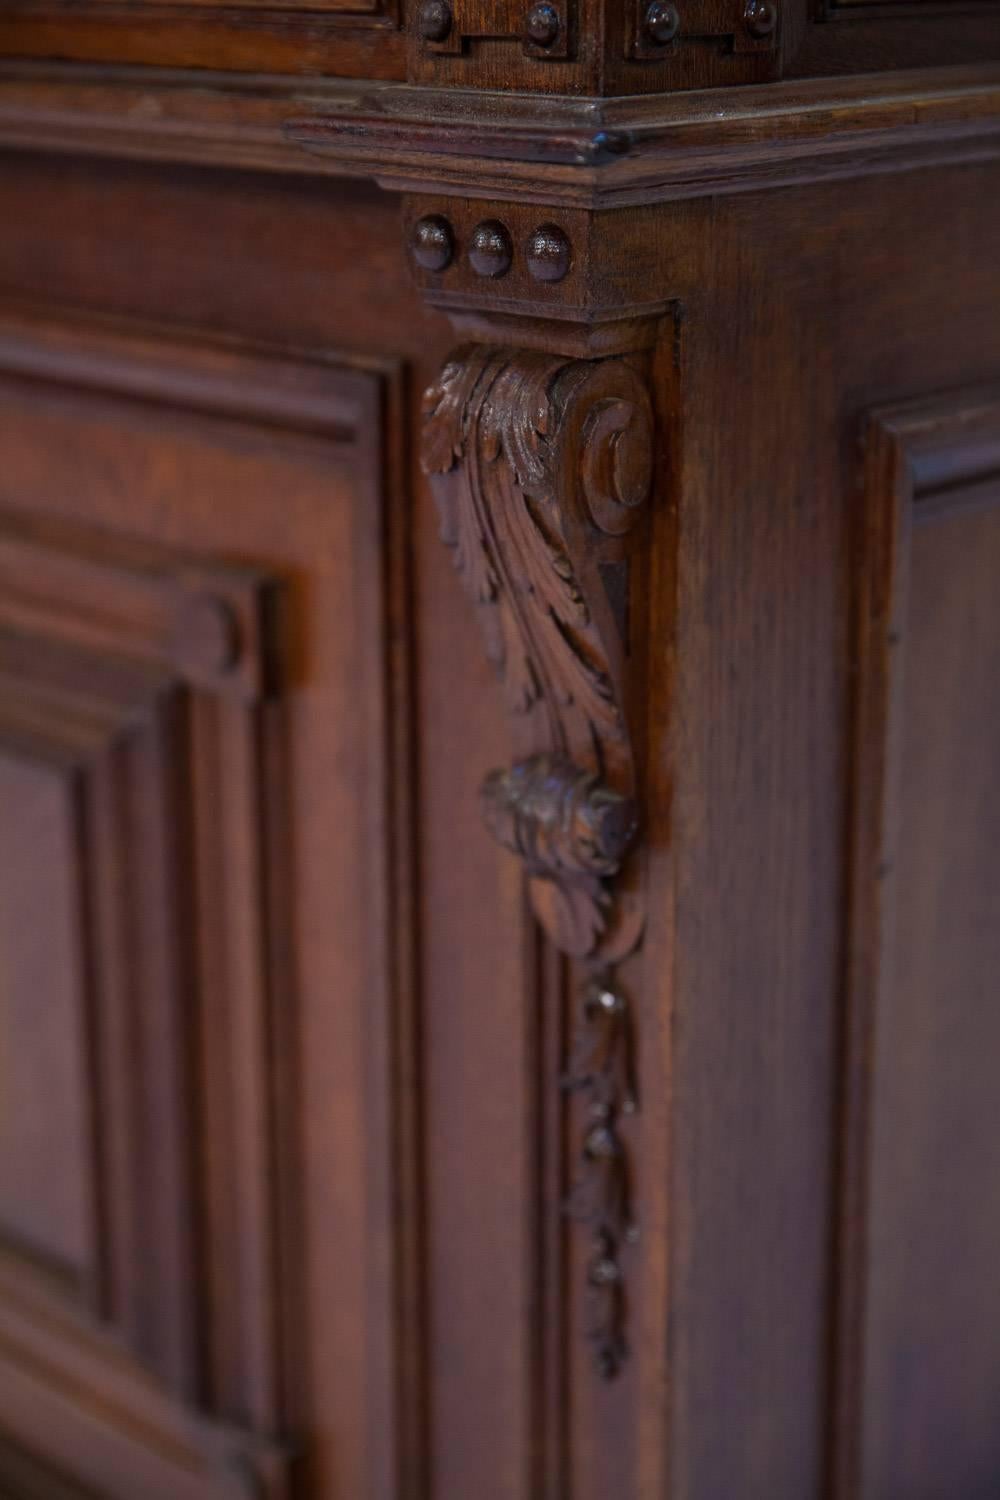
[0,63,999,207]
[289,63,1000,205]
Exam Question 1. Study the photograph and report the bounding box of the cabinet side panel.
[842,400,1000,1499]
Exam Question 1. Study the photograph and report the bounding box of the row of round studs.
[417,1,563,48]
[643,0,777,43]
[410,216,572,284]
[417,0,776,51]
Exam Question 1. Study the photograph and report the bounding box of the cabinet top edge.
[1,61,999,206]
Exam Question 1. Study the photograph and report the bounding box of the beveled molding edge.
[0,62,999,207]
[289,62,1000,205]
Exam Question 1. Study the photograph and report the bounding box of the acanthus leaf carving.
[421,342,652,962]
[422,338,654,1380]
[422,336,654,1379]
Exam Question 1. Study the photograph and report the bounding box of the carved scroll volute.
[421,345,653,962]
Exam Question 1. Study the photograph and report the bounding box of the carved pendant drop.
[563,972,637,1378]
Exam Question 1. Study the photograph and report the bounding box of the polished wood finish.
[836,391,1000,1500]
[0,297,415,1499]
[421,346,652,960]
[0,0,996,88]
[0,3,998,1497]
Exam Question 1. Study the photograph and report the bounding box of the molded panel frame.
[833,386,1000,1500]
[0,305,418,1500]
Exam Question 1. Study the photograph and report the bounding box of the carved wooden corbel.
[421,343,652,963]
[421,337,654,1376]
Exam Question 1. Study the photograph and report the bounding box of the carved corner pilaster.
[412,194,663,1377]
[421,342,653,963]
[421,340,654,1376]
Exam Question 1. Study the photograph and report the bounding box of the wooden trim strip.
[0,63,999,206]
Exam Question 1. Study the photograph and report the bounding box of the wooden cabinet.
[0,8,998,1499]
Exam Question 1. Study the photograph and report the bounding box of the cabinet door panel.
[0,758,92,1287]
[0,306,411,1500]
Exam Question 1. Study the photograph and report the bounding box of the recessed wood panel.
[836,390,1000,1500]
[0,0,404,82]
[0,304,414,1500]
[795,3,1000,79]
[0,757,91,1287]
[1,0,397,26]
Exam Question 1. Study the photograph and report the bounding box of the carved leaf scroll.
[421,344,653,961]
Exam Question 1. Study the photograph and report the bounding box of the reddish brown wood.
[0,302,418,1500]
[0,760,93,1292]
[835,392,1000,1500]
[0,5,405,82]
[0,12,997,1500]
[0,0,996,89]
[0,65,998,211]
[421,344,653,959]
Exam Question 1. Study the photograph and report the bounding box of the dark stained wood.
[0,1438,102,1500]
[0,0,996,89]
[0,4,405,83]
[421,345,652,961]
[787,7,1000,81]
[0,7,998,1499]
[298,66,1000,205]
[0,760,92,1290]
[835,392,1000,1500]
[0,65,999,211]
[0,298,418,1499]
[658,165,1000,1500]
